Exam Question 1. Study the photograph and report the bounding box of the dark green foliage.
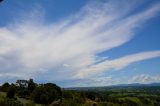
[61,86,160,106]
[31,86,44,103]
[32,83,62,105]
[16,79,36,98]
[27,79,36,93]
[1,80,160,106]
[18,89,30,98]
[40,93,49,104]
[7,86,15,98]
[44,83,62,101]
[62,90,74,99]
[0,82,10,92]
[0,98,23,106]
[62,90,86,104]
[16,80,28,89]
[85,91,98,100]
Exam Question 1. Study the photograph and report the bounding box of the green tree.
[28,79,36,93]
[16,79,36,98]
[16,80,28,89]
[6,86,15,99]
[32,83,61,105]
[0,82,10,92]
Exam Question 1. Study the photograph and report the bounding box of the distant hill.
[65,82,160,91]
[112,82,160,87]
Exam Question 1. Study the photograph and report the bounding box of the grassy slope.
[0,92,42,106]
[0,92,6,97]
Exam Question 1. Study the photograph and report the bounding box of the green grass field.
[0,92,6,97]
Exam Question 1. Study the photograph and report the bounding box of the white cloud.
[64,76,115,87]
[0,1,160,83]
[129,74,160,84]
[74,51,160,78]
[69,74,160,87]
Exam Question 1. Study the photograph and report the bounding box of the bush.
[61,99,82,106]
[0,98,23,106]
[7,86,15,98]
[18,89,30,98]
[0,82,10,92]
[32,83,62,105]
[25,101,35,106]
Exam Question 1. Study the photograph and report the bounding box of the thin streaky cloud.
[74,51,160,79]
[129,74,160,84]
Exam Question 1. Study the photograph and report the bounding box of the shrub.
[0,98,23,106]
[32,83,62,105]
[7,86,15,98]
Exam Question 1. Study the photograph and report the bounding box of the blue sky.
[0,0,160,87]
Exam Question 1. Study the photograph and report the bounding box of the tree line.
[0,79,160,106]
[0,79,61,106]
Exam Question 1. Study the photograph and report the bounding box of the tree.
[0,82,10,92]
[16,80,28,89]
[16,79,36,98]
[40,93,49,104]
[28,79,36,93]
[32,83,62,105]
[85,91,97,100]
[6,86,15,99]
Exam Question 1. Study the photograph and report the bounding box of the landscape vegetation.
[0,79,160,106]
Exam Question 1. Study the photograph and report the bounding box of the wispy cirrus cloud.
[75,51,160,79]
[129,74,160,84]
[0,0,160,84]
[64,76,115,87]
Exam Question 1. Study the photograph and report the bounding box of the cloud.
[129,74,160,84]
[74,51,160,78]
[0,0,160,83]
[65,76,115,87]
[68,74,160,87]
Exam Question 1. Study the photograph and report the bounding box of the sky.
[0,0,160,87]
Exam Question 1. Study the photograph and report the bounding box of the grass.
[17,97,31,104]
[0,91,6,97]
[0,91,6,100]
[118,97,142,104]
[17,97,42,106]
